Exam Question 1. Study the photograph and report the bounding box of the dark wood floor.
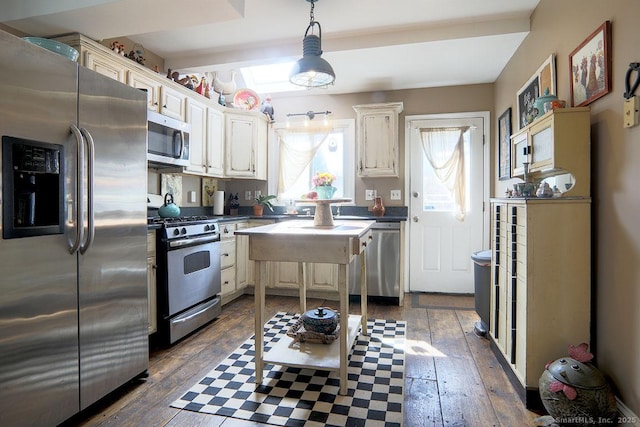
[62,293,541,427]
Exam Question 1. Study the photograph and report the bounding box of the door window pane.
[422,130,471,212]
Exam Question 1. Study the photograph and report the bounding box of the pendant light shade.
[289,0,335,88]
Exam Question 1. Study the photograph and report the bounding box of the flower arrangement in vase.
[312,172,336,199]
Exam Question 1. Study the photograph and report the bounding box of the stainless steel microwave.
[147,110,190,167]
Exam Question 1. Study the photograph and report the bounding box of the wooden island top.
[236,219,375,395]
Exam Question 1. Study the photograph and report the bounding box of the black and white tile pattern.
[171,312,406,427]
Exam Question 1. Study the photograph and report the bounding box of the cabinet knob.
[412,191,420,198]
[412,216,419,222]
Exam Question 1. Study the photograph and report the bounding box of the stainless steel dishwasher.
[349,222,401,301]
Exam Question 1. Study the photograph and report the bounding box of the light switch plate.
[254,190,262,199]
[624,96,639,128]
[365,189,376,200]
[188,191,196,203]
[244,191,252,200]
[390,190,401,200]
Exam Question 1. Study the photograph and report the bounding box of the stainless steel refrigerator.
[0,30,149,426]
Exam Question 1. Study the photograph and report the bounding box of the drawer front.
[220,223,237,240]
[220,240,236,269]
[221,267,236,295]
[352,230,374,255]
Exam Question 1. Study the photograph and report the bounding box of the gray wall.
[494,0,640,414]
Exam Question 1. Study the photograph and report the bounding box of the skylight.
[240,62,305,94]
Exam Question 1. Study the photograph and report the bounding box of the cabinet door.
[354,103,403,177]
[308,263,338,292]
[254,116,268,180]
[235,222,249,289]
[511,131,529,177]
[225,114,256,177]
[529,119,553,171]
[185,99,208,174]
[84,50,126,82]
[160,85,187,121]
[147,256,157,334]
[206,107,225,177]
[271,262,301,289]
[127,70,160,111]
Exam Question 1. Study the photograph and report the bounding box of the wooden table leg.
[338,263,348,395]
[360,250,368,336]
[298,262,307,314]
[254,260,266,385]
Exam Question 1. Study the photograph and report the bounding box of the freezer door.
[77,67,149,409]
[0,32,80,427]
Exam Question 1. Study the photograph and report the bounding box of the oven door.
[166,239,221,316]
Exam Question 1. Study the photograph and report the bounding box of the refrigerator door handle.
[69,124,85,254]
[79,127,95,254]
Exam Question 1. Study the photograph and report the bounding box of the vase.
[315,185,336,200]
[371,196,385,217]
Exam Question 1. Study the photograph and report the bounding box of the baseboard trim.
[616,397,640,426]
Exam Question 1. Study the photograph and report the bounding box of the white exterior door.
[407,114,487,293]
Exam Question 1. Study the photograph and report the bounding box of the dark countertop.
[147,205,408,230]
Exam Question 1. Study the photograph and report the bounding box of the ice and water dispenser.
[2,136,64,239]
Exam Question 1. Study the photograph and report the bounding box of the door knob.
[412,191,420,198]
[412,216,419,222]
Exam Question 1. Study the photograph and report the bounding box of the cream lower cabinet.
[220,222,237,305]
[490,198,591,406]
[271,262,339,294]
[147,231,157,335]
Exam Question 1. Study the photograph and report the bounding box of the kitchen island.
[235,219,375,395]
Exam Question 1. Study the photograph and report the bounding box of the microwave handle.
[173,130,185,159]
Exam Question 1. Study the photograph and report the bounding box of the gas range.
[148,216,220,241]
[151,214,222,344]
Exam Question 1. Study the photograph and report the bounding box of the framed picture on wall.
[516,54,556,130]
[516,75,539,130]
[498,108,512,181]
[569,21,612,107]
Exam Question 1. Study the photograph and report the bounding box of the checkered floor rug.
[171,312,406,427]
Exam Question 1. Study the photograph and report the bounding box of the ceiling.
[1,0,540,96]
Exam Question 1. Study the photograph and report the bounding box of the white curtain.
[419,126,469,220]
[275,126,332,197]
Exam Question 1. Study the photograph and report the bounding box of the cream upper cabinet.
[159,85,187,121]
[353,102,403,177]
[84,49,127,83]
[206,107,225,177]
[510,107,590,196]
[224,112,268,179]
[127,70,161,112]
[185,98,208,175]
[490,198,591,405]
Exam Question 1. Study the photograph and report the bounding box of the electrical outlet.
[244,191,252,200]
[390,190,401,200]
[254,190,262,199]
[188,191,196,203]
[365,189,376,200]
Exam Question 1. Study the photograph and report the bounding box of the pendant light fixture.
[289,0,335,88]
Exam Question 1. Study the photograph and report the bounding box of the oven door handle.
[168,234,220,248]
[172,302,216,324]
